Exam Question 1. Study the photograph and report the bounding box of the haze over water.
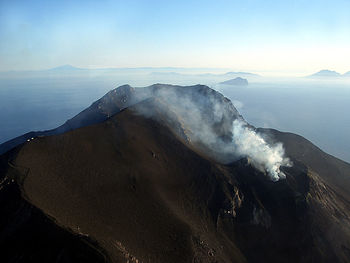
[1,0,349,162]
[1,72,349,163]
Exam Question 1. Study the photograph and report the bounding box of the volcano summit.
[0,84,350,263]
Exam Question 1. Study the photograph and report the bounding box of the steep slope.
[0,151,109,263]
[7,102,245,263]
[259,128,350,200]
[1,84,350,262]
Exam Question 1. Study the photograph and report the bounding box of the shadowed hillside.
[1,85,350,262]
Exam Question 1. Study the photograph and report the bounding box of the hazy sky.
[0,0,349,75]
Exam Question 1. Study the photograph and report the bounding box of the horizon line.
[1,64,350,77]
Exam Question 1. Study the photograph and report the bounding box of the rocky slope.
[0,84,350,262]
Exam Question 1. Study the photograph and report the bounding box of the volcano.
[0,84,350,263]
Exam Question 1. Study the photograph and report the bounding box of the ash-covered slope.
[1,84,350,262]
[258,128,350,200]
[2,104,246,263]
[0,151,109,263]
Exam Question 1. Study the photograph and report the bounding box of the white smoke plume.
[133,84,292,181]
[231,120,291,181]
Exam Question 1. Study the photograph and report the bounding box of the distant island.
[48,64,84,71]
[220,77,249,86]
[308,69,341,78]
[344,71,350,77]
[223,71,259,77]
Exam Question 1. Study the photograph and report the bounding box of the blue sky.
[0,0,349,75]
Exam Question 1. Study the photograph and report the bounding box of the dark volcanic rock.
[0,84,350,262]
[0,152,108,263]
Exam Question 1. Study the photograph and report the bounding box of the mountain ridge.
[307,69,350,78]
[1,84,350,262]
[343,71,350,77]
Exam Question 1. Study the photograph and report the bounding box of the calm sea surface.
[1,76,349,163]
[217,81,350,163]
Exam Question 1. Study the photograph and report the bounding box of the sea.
[0,73,349,163]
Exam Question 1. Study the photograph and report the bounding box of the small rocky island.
[220,77,248,86]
